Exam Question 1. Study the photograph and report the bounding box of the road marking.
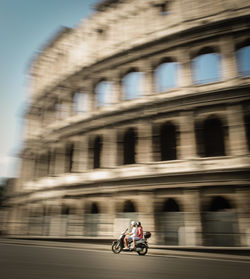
[1,242,250,264]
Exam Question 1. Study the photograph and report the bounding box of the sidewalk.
[1,237,250,262]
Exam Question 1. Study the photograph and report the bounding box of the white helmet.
[131,221,136,226]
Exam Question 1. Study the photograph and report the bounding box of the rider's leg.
[132,237,136,249]
[124,236,128,248]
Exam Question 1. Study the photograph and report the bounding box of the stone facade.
[5,0,250,246]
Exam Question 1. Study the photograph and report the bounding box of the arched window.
[93,136,102,169]
[123,128,137,164]
[160,122,177,161]
[244,114,250,151]
[123,71,143,100]
[123,200,136,212]
[192,48,220,84]
[65,143,74,173]
[155,60,178,92]
[208,196,232,212]
[73,92,88,114]
[91,203,99,214]
[237,44,250,76]
[203,117,226,157]
[61,205,70,215]
[163,198,180,212]
[95,80,112,107]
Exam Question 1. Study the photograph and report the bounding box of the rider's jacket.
[137,226,143,239]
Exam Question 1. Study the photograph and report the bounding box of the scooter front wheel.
[112,241,122,254]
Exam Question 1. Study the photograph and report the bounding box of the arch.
[208,196,232,212]
[163,198,180,212]
[122,70,143,100]
[65,143,74,173]
[123,128,137,164]
[202,196,239,246]
[203,117,226,157]
[123,200,136,213]
[61,204,70,215]
[159,198,183,245]
[244,114,250,151]
[90,202,100,214]
[73,91,88,114]
[236,42,250,77]
[93,135,102,169]
[95,80,113,107]
[192,48,220,84]
[160,122,177,161]
[154,59,178,92]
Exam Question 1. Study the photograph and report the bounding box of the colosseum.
[5,0,250,247]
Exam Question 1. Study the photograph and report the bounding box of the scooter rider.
[136,221,143,240]
[124,221,140,250]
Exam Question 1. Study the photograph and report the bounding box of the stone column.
[227,104,248,156]
[177,47,193,87]
[102,129,117,168]
[137,193,156,244]
[71,136,89,172]
[137,122,153,163]
[182,190,202,246]
[111,73,122,104]
[179,111,197,160]
[143,60,154,96]
[219,36,238,81]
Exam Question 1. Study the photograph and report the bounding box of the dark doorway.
[123,128,137,164]
[160,123,177,161]
[65,143,74,173]
[244,114,250,151]
[93,136,102,169]
[203,117,225,157]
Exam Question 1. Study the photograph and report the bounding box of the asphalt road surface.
[0,243,250,279]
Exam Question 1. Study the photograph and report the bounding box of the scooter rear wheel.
[112,241,122,254]
[137,244,148,256]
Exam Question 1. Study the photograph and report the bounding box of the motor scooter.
[111,228,151,256]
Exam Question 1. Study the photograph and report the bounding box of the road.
[0,243,250,279]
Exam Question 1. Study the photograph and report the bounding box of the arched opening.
[155,60,178,92]
[93,136,102,169]
[123,128,137,165]
[65,143,74,173]
[244,114,250,151]
[85,202,100,236]
[159,198,184,245]
[91,202,99,214]
[236,43,250,77]
[123,200,136,213]
[203,117,226,157]
[209,196,232,211]
[160,122,177,161]
[122,70,143,100]
[61,205,70,215]
[192,48,220,84]
[202,196,239,246]
[73,92,88,114]
[163,198,180,212]
[95,80,112,107]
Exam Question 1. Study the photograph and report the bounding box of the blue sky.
[0,0,99,180]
